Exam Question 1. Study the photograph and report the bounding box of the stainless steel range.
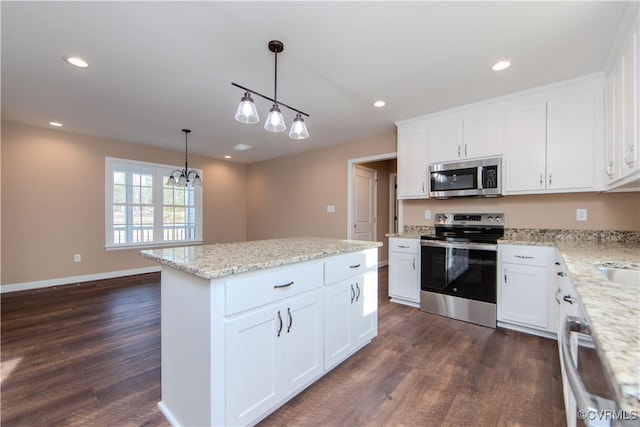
[420,213,504,328]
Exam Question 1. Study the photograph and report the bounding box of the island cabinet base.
[157,248,378,427]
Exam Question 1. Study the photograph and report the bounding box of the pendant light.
[166,129,202,187]
[231,40,310,139]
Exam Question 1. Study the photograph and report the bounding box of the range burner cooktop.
[422,213,505,244]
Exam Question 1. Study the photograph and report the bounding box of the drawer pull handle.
[350,264,361,269]
[350,284,355,304]
[277,311,283,337]
[514,255,534,259]
[557,272,565,277]
[355,282,360,302]
[274,281,294,289]
[287,307,293,333]
[563,295,574,305]
[398,245,410,248]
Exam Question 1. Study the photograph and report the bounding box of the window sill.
[105,240,204,251]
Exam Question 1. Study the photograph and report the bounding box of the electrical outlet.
[424,210,432,220]
[327,205,335,213]
[576,209,588,221]
[74,254,81,263]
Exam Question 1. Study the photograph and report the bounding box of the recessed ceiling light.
[372,100,387,108]
[63,56,89,68]
[48,121,63,127]
[234,144,252,151]
[224,155,232,159]
[492,60,511,71]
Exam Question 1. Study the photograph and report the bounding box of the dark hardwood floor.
[1,267,566,426]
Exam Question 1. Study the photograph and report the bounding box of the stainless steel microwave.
[428,157,502,198]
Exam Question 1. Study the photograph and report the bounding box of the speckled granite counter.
[500,234,640,412]
[141,237,383,280]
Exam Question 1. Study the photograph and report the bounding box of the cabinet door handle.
[350,264,361,269]
[555,287,562,305]
[458,145,461,157]
[548,173,552,186]
[355,282,361,302]
[422,182,425,193]
[350,284,355,303]
[274,281,294,289]
[504,268,507,284]
[563,295,575,305]
[606,161,614,177]
[287,307,293,333]
[277,310,283,337]
[625,146,635,166]
[514,255,534,259]
[412,257,416,270]
[539,173,543,186]
[464,144,468,157]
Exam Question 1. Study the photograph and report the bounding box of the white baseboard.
[1,266,161,294]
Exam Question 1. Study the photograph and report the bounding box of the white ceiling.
[1,1,631,164]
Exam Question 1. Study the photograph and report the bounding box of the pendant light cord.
[273,50,278,103]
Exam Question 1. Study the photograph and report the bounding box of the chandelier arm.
[231,82,309,117]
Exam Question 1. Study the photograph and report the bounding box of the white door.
[353,166,376,241]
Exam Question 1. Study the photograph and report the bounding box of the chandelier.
[166,129,202,187]
[232,40,309,140]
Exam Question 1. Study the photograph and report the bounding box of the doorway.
[347,152,397,266]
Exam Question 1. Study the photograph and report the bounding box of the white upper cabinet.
[546,89,598,191]
[505,75,603,194]
[427,106,505,163]
[604,8,639,190]
[396,122,428,199]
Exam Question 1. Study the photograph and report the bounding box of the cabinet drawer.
[389,238,419,253]
[500,244,553,266]
[225,262,323,316]
[324,251,367,284]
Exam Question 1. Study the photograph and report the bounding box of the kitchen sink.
[596,266,640,287]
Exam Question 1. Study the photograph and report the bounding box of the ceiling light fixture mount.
[232,40,309,140]
[166,129,202,187]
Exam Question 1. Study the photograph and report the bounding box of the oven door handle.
[420,240,497,252]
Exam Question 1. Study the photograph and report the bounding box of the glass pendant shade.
[166,175,177,186]
[177,173,187,187]
[289,113,309,140]
[191,175,202,187]
[264,104,286,132]
[234,92,260,124]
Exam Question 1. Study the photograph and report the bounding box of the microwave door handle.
[477,166,483,189]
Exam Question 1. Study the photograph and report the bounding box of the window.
[106,157,202,249]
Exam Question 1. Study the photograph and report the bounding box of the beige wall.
[247,132,397,262]
[1,121,247,285]
[403,192,640,231]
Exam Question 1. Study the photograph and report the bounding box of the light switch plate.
[424,210,432,220]
[327,205,335,213]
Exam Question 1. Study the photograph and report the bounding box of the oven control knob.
[495,216,501,223]
[487,216,493,222]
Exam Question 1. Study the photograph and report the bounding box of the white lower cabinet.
[158,248,379,427]
[388,237,420,307]
[225,289,324,426]
[324,270,378,370]
[498,244,558,337]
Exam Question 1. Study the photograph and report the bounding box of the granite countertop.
[500,236,640,412]
[140,237,383,280]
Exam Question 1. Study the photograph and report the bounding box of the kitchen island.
[141,237,382,427]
